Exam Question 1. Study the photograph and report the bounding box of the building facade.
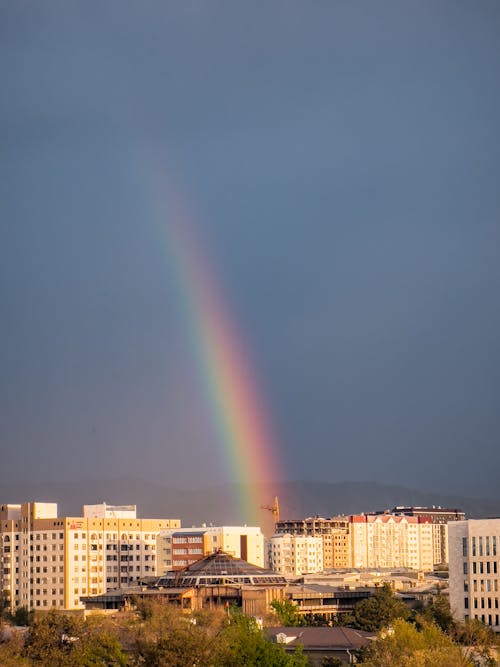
[267,534,324,576]
[448,519,500,631]
[157,526,264,572]
[0,501,180,612]
[349,514,434,571]
[275,517,350,570]
[389,507,465,566]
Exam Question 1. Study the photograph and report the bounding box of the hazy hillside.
[1,478,499,526]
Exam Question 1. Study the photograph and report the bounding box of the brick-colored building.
[157,525,264,572]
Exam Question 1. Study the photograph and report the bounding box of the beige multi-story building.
[267,533,324,576]
[448,519,500,631]
[157,526,264,572]
[275,517,350,569]
[0,501,180,612]
[389,507,465,566]
[349,514,434,571]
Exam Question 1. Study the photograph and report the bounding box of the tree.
[321,657,343,667]
[270,598,303,626]
[10,607,34,627]
[22,611,129,667]
[349,584,410,632]
[302,612,330,626]
[417,591,455,634]
[0,631,29,667]
[128,600,308,667]
[0,590,10,619]
[454,618,499,667]
[129,599,222,666]
[213,610,308,667]
[360,619,473,667]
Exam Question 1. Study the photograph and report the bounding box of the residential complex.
[448,519,500,631]
[0,498,469,613]
[157,525,264,571]
[0,501,180,612]
[270,509,461,576]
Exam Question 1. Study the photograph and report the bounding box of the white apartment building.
[350,515,434,571]
[0,501,180,612]
[157,525,264,572]
[448,519,500,631]
[389,507,465,566]
[267,534,324,576]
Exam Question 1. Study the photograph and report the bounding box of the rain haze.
[1,2,500,502]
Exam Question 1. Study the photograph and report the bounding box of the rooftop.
[156,550,287,588]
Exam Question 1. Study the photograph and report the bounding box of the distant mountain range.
[1,478,499,527]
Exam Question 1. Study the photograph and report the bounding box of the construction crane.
[260,496,280,526]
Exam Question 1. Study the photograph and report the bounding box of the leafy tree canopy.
[349,583,410,632]
[360,619,473,667]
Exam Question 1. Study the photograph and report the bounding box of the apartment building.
[0,501,180,612]
[349,514,434,571]
[267,533,323,576]
[275,516,350,569]
[157,525,264,572]
[448,519,500,631]
[388,506,465,566]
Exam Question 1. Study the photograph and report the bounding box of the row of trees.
[1,587,499,666]
[0,600,308,667]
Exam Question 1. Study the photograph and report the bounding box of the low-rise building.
[157,525,264,571]
[83,550,287,617]
[267,625,374,666]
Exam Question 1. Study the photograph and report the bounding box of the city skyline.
[2,3,500,500]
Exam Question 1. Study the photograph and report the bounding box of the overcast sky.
[1,2,500,499]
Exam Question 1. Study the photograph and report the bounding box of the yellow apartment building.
[0,501,180,612]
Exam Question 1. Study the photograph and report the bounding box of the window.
[464,597,469,609]
[463,562,468,575]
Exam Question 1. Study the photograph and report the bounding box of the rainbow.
[144,168,281,523]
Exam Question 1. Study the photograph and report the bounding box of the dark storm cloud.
[1,2,500,497]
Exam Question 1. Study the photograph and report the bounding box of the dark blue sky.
[1,2,500,498]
